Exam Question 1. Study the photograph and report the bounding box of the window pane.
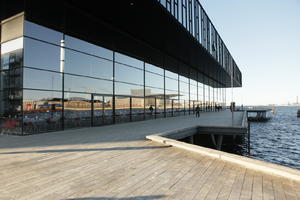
[145,72,163,89]
[165,77,178,92]
[165,70,178,79]
[24,38,60,71]
[115,82,143,96]
[65,49,113,80]
[0,65,22,91]
[115,63,143,85]
[23,89,62,134]
[0,90,22,134]
[65,35,113,60]
[115,96,130,123]
[64,74,113,94]
[64,92,91,129]
[145,63,163,75]
[132,97,144,121]
[23,68,62,90]
[24,21,62,45]
[115,52,143,69]
[1,37,23,70]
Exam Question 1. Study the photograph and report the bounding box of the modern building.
[0,0,242,134]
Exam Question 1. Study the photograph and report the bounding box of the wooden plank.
[272,177,287,200]
[204,163,233,200]
[252,171,263,200]
[193,160,226,199]
[227,167,246,200]
[239,169,254,200]
[216,166,239,200]
[262,175,275,200]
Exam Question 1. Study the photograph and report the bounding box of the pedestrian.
[195,105,200,117]
[149,105,154,115]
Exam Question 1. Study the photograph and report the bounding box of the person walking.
[195,105,200,118]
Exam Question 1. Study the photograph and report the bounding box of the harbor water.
[250,106,300,170]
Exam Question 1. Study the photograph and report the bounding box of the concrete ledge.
[146,135,300,182]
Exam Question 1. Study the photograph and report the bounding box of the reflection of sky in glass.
[23,89,62,101]
[115,63,143,85]
[145,72,163,89]
[115,82,143,96]
[65,35,113,60]
[25,21,62,45]
[19,20,226,105]
[24,38,60,71]
[23,68,62,91]
[64,74,113,94]
[65,49,113,80]
[145,63,163,75]
[115,52,143,69]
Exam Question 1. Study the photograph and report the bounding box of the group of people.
[195,104,223,117]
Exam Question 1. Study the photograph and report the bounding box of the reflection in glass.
[64,92,91,129]
[115,96,130,123]
[23,68,62,91]
[24,21,63,45]
[24,38,60,71]
[65,49,113,80]
[1,37,23,70]
[145,72,163,89]
[65,35,113,60]
[145,63,163,75]
[131,97,144,121]
[92,95,104,126]
[166,77,178,92]
[115,82,143,96]
[64,74,113,94]
[23,90,62,134]
[115,52,143,69]
[115,63,143,85]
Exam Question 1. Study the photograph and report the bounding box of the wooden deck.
[0,111,299,200]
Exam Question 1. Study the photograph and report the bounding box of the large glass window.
[115,82,143,96]
[145,72,164,89]
[24,21,63,45]
[23,68,62,91]
[165,77,178,92]
[64,92,91,129]
[64,74,113,94]
[23,89,62,134]
[145,63,163,75]
[1,37,23,70]
[115,96,130,123]
[65,35,113,60]
[190,79,197,101]
[115,52,143,69]
[115,63,143,85]
[65,49,113,80]
[131,97,144,121]
[24,38,60,71]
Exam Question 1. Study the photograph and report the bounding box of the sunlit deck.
[0,111,299,200]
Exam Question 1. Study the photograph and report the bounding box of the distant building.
[0,0,242,134]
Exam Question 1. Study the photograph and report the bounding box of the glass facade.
[157,0,242,85]
[0,15,227,135]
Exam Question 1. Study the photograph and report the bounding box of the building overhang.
[1,0,242,88]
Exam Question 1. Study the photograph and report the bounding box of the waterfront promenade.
[0,111,299,200]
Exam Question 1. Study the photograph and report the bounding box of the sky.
[201,0,300,105]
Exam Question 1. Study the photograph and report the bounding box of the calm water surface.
[250,106,300,170]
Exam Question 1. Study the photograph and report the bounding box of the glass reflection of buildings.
[0,1,242,134]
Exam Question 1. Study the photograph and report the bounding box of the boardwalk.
[0,111,299,200]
